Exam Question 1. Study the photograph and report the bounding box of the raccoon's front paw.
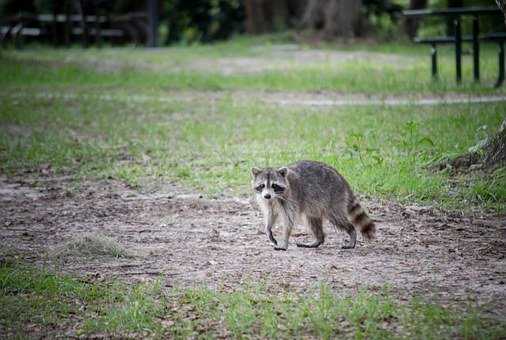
[267,232,277,245]
[274,246,287,251]
[341,244,355,249]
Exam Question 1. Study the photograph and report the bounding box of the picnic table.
[403,6,505,87]
[0,0,159,47]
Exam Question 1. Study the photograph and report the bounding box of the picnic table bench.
[1,0,160,47]
[403,6,505,87]
[0,12,149,48]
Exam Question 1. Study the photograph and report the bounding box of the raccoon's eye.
[255,184,265,192]
[272,184,284,192]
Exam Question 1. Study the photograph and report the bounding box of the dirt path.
[4,90,506,108]
[1,175,505,317]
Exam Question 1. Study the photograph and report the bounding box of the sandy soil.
[1,174,505,318]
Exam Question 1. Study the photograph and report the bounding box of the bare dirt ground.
[7,90,506,113]
[1,174,505,318]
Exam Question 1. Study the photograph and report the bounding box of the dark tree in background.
[302,0,363,39]
[242,0,404,40]
[404,0,428,38]
[244,0,306,34]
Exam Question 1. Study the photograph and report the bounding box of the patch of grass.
[467,167,506,205]
[0,261,104,336]
[169,285,506,339]
[0,262,165,338]
[50,233,135,259]
[81,280,165,336]
[1,38,505,94]
[1,263,505,338]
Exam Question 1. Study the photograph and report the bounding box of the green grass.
[1,36,505,338]
[0,262,165,337]
[0,36,505,211]
[1,92,505,211]
[1,262,505,338]
[1,36,506,94]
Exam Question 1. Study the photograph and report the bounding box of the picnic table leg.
[52,3,58,46]
[472,15,480,82]
[455,18,462,84]
[147,0,159,47]
[495,42,504,88]
[1,24,14,48]
[12,23,24,49]
[64,0,71,46]
[79,0,89,48]
[95,5,102,47]
[431,43,438,79]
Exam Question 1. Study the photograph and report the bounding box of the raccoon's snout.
[263,193,272,199]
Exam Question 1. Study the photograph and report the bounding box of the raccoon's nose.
[264,193,271,199]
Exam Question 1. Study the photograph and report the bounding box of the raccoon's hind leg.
[296,217,325,248]
[330,215,357,249]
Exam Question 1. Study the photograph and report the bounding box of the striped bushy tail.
[348,197,376,240]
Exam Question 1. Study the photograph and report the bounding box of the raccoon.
[251,160,375,251]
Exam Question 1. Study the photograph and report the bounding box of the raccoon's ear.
[251,167,261,177]
[278,167,288,177]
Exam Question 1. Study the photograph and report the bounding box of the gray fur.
[251,160,375,250]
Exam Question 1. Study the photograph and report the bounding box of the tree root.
[432,120,506,173]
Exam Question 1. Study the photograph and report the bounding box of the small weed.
[50,233,134,259]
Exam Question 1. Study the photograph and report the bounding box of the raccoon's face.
[251,167,288,201]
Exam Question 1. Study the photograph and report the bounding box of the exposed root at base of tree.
[433,120,506,173]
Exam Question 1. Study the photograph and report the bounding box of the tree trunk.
[244,0,290,34]
[302,0,362,39]
[302,0,326,30]
[482,120,506,168]
[324,0,361,39]
[245,0,266,34]
[404,0,428,39]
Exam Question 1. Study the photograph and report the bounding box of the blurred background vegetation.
[0,0,504,46]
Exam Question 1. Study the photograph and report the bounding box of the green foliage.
[161,0,244,44]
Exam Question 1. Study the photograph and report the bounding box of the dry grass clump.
[51,233,134,259]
